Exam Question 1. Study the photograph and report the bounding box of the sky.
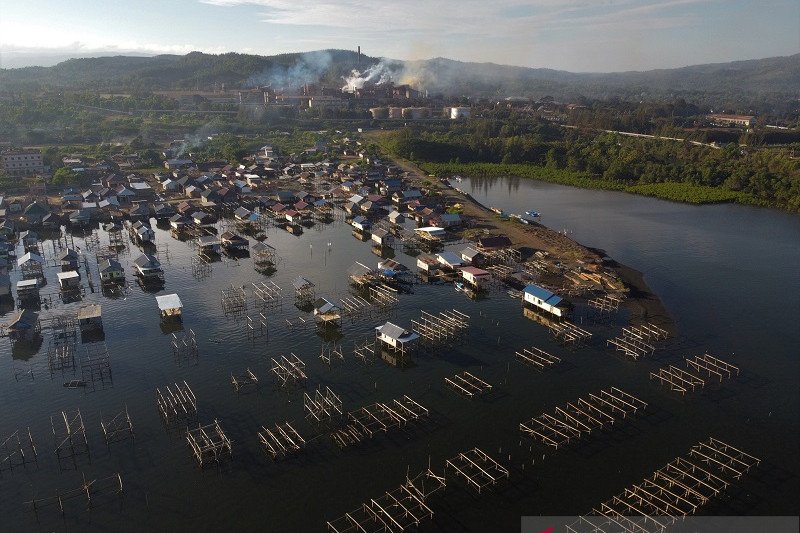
[0,0,798,71]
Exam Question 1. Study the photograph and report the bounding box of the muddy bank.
[599,254,675,334]
[392,156,675,331]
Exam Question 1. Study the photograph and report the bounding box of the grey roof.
[292,276,314,290]
[134,253,160,268]
[347,262,373,277]
[376,322,418,342]
[198,235,219,246]
[313,297,340,314]
[156,293,183,311]
[99,258,123,272]
[460,247,481,260]
[57,248,79,260]
[436,251,463,266]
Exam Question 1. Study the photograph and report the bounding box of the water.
[0,184,798,531]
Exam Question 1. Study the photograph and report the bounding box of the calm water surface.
[0,180,798,532]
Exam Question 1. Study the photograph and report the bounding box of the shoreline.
[391,157,675,331]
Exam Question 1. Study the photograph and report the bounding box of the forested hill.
[1,49,798,98]
[0,50,373,92]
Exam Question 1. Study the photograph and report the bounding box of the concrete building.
[1,149,44,177]
[706,114,755,127]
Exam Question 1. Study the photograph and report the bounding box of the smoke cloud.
[244,50,334,89]
[340,60,398,92]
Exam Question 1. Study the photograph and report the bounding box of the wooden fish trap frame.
[221,285,248,316]
[588,294,623,314]
[24,473,123,516]
[320,341,344,365]
[100,406,134,446]
[515,346,561,370]
[156,242,171,264]
[353,335,377,364]
[50,314,78,345]
[191,255,212,280]
[284,315,312,331]
[95,245,119,264]
[445,448,509,494]
[48,341,76,374]
[608,322,669,358]
[520,387,647,450]
[230,368,259,392]
[51,409,90,463]
[339,294,372,321]
[327,466,445,533]
[651,353,739,395]
[485,247,522,266]
[1,428,37,472]
[445,371,493,398]
[567,437,760,533]
[368,284,399,308]
[156,381,197,425]
[332,396,429,449]
[549,321,593,347]
[107,225,125,249]
[253,281,282,309]
[245,313,268,339]
[81,342,112,385]
[686,353,739,381]
[304,386,343,424]
[410,309,470,349]
[253,245,277,268]
[258,421,305,460]
[270,353,307,387]
[172,329,198,360]
[84,229,100,250]
[186,419,232,468]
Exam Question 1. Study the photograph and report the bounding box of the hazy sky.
[1,0,798,71]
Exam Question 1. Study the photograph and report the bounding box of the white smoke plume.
[244,50,334,89]
[341,61,398,92]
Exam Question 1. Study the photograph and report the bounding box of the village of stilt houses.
[0,136,776,531]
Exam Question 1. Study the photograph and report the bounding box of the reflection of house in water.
[523,306,561,328]
[0,273,11,300]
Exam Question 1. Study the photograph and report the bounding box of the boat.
[525,210,541,218]
[454,281,467,293]
[507,289,523,299]
[63,380,87,388]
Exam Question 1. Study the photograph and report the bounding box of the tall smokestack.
[358,46,361,69]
